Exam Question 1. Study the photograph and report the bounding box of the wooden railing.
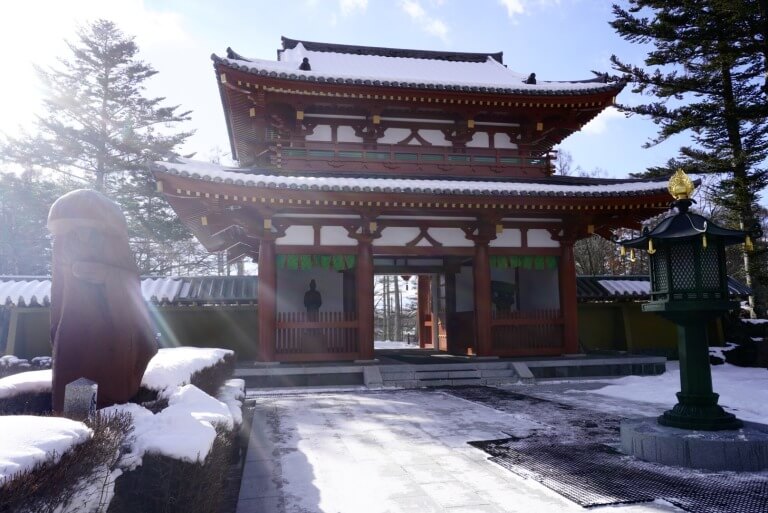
[491,309,563,356]
[275,311,358,359]
[272,141,551,177]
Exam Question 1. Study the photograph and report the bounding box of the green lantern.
[619,170,761,430]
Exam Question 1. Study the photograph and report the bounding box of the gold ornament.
[648,239,656,255]
[746,236,754,252]
[668,168,695,200]
[620,245,626,256]
[702,234,707,249]
[629,248,636,262]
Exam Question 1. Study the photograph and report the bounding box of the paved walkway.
[236,388,678,513]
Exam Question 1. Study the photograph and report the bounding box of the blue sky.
[0,0,691,178]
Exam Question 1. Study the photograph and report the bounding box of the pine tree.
[0,19,200,274]
[610,0,768,315]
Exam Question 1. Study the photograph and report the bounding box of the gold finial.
[668,168,695,200]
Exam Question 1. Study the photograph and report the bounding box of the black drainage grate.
[469,439,768,513]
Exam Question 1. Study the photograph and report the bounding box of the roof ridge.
[279,36,504,64]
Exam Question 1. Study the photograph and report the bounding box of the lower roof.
[153,159,671,198]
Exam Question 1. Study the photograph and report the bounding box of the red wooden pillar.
[417,275,431,348]
[257,237,276,361]
[356,237,375,360]
[559,241,579,354]
[473,238,493,356]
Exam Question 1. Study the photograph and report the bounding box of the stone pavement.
[235,389,679,513]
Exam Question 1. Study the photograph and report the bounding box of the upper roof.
[154,158,673,198]
[213,37,622,96]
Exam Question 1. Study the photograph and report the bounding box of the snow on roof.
[214,41,620,96]
[154,158,670,197]
[0,276,258,308]
[0,416,91,484]
[597,279,650,297]
[141,347,234,395]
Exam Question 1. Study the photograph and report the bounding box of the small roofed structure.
[154,37,677,362]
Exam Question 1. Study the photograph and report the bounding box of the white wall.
[528,229,560,248]
[336,126,363,143]
[276,268,344,313]
[489,229,522,248]
[493,132,518,149]
[305,125,332,142]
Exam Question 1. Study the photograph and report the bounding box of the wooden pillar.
[356,237,375,360]
[257,237,276,361]
[417,275,431,348]
[444,272,457,353]
[473,239,493,356]
[559,241,579,354]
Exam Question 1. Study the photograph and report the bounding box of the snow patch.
[743,318,768,325]
[0,416,91,484]
[0,369,52,399]
[141,347,233,395]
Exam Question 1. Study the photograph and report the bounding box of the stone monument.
[48,189,158,413]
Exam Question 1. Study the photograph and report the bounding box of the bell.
[648,239,656,255]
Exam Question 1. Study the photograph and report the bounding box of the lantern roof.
[620,199,748,248]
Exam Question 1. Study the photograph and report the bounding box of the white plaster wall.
[320,226,357,246]
[518,268,560,311]
[428,228,474,247]
[489,229,522,248]
[276,268,344,313]
[466,132,490,148]
[305,125,332,142]
[374,227,421,246]
[276,226,314,246]
[528,229,560,248]
[336,125,363,143]
[418,129,450,146]
[455,265,474,312]
[378,128,411,144]
[494,132,518,149]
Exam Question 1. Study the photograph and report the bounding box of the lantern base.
[658,392,743,431]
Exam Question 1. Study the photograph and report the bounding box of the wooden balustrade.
[273,140,550,177]
[275,311,358,360]
[491,309,563,356]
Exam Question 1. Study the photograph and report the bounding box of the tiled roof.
[576,275,751,301]
[0,276,257,307]
[153,158,671,198]
[213,39,623,96]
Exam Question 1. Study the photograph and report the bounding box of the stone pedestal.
[621,417,768,471]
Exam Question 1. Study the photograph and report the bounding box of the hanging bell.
[629,248,636,263]
[702,234,707,249]
[620,245,626,257]
[648,239,656,255]
[745,235,754,252]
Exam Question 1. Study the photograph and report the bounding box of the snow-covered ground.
[241,362,768,513]
[374,340,417,350]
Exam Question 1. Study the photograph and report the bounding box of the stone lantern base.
[621,417,768,471]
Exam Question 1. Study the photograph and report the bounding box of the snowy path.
[237,389,681,513]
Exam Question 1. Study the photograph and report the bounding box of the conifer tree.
[610,1,768,315]
[0,19,205,274]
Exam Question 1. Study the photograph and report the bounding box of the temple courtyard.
[236,361,768,513]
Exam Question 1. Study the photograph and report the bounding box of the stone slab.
[510,362,535,383]
[363,366,384,387]
[621,417,768,471]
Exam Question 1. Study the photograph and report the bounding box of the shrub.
[0,413,131,513]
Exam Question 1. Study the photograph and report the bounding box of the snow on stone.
[155,158,670,196]
[743,318,768,324]
[571,361,768,424]
[0,369,52,399]
[141,347,233,394]
[218,379,245,426]
[0,416,91,484]
[0,355,30,368]
[219,42,609,93]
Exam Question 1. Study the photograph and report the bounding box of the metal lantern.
[619,170,759,430]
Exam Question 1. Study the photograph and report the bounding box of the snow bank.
[103,384,235,467]
[0,416,91,484]
[0,369,52,399]
[578,361,768,424]
[742,318,768,325]
[0,355,30,369]
[218,379,245,426]
[141,347,233,394]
